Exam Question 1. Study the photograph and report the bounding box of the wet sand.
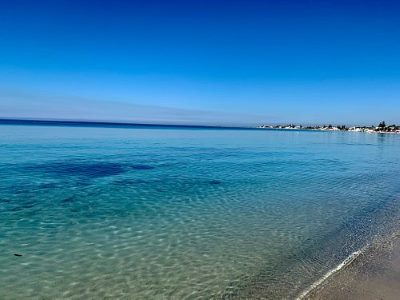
[304,230,400,300]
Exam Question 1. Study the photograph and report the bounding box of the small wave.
[296,247,365,299]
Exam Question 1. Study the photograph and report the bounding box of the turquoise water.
[0,125,400,299]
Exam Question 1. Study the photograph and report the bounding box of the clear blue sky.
[1,0,399,125]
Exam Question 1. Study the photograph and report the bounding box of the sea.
[0,122,399,299]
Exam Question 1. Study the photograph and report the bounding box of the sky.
[0,0,399,126]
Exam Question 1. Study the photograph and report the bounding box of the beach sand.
[304,230,400,300]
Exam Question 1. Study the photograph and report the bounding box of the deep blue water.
[0,125,399,299]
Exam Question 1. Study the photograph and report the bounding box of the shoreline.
[298,226,400,300]
[219,190,400,299]
[296,248,365,300]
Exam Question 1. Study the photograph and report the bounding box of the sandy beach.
[304,228,400,300]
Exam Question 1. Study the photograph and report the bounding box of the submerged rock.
[62,196,74,203]
[209,180,222,185]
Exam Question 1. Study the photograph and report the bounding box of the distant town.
[257,121,400,134]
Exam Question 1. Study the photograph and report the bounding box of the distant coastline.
[258,121,400,134]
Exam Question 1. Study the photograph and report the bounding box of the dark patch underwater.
[25,161,127,178]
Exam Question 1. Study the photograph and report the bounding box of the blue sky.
[1,0,399,125]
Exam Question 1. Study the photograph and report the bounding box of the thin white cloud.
[0,89,274,126]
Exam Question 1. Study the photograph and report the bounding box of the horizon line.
[0,117,257,130]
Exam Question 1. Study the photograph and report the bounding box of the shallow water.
[0,125,399,299]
